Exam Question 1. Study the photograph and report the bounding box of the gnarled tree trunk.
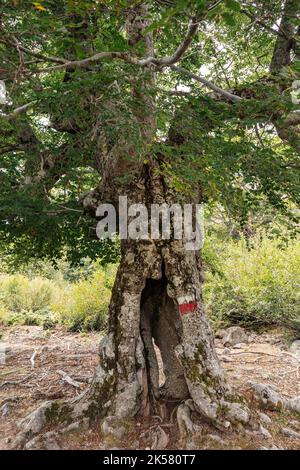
[61,170,250,436]
[14,172,251,449]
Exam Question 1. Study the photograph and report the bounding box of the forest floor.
[1,325,300,450]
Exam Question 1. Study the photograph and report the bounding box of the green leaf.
[225,0,241,11]
[222,12,236,26]
[196,0,206,10]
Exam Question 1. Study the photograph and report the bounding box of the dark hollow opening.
[140,264,189,403]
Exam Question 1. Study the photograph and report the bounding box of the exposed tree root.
[12,342,256,449]
[12,392,256,449]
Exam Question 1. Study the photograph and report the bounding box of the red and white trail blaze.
[177,295,198,315]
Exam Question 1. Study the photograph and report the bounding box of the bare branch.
[240,9,287,38]
[154,15,200,66]
[7,13,201,73]
[0,38,67,65]
[31,51,146,73]
[1,101,36,120]
[169,65,242,102]
[57,370,84,389]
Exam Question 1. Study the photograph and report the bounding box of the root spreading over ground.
[1,326,300,450]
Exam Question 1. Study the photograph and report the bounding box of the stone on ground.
[222,327,248,347]
[248,382,285,411]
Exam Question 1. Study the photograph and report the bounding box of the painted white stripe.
[177,295,195,304]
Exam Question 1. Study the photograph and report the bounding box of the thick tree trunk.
[83,240,250,428]
[72,172,251,431]
[14,174,251,449]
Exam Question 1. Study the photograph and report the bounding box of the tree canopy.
[0,0,299,264]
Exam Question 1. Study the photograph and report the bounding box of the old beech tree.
[0,0,299,443]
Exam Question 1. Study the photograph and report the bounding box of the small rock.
[151,425,169,450]
[247,333,258,343]
[225,402,250,425]
[18,401,54,436]
[28,330,46,340]
[286,396,300,414]
[25,431,61,450]
[289,340,300,357]
[259,424,272,439]
[59,420,89,435]
[0,343,11,364]
[220,355,233,363]
[0,403,10,417]
[258,412,272,425]
[281,427,300,439]
[215,329,226,339]
[101,416,127,440]
[222,327,248,347]
[248,382,285,411]
[0,343,11,354]
[177,403,196,437]
[233,342,246,349]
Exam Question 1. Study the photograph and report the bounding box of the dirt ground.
[1,325,300,450]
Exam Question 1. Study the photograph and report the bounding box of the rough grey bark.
[270,0,300,153]
[73,180,251,429]
[74,173,252,429]
[270,0,297,74]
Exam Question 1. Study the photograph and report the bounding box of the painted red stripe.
[179,301,197,315]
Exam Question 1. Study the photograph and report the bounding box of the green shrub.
[0,306,59,328]
[0,274,61,327]
[51,266,115,331]
[203,237,300,331]
[0,274,54,313]
[0,264,116,332]
[0,304,10,325]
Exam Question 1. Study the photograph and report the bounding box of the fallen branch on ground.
[0,373,35,389]
[56,370,84,389]
[30,350,38,369]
